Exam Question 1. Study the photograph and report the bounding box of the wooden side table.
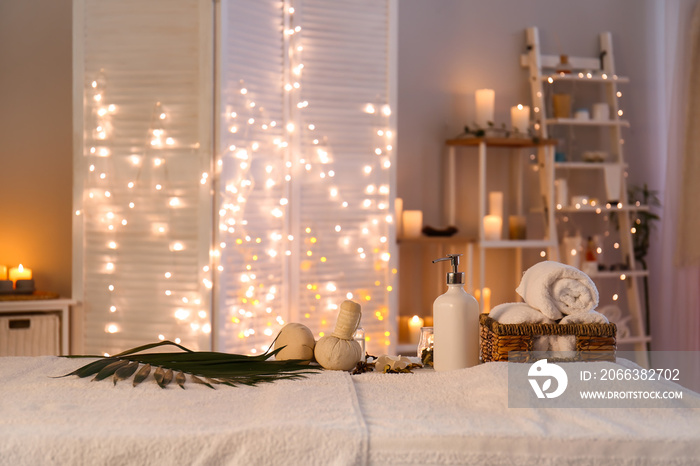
[0,293,75,355]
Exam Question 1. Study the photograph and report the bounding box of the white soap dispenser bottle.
[432,254,480,371]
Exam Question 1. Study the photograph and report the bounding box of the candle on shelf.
[0,265,7,280]
[603,165,622,202]
[483,215,502,240]
[592,102,610,121]
[554,179,568,208]
[510,104,530,133]
[508,215,527,240]
[408,315,424,345]
[475,89,495,128]
[9,264,32,287]
[562,234,582,269]
[394,197,404,237]
[488,191,503,218]
[15,279,35,294]
[0,280,12,294]
[402,210,423,238]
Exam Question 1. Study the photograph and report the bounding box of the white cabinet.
[0,297,74,355]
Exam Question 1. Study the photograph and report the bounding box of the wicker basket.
[479,313,616,363]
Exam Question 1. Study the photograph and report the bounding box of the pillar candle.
[603,165,622,202]
[474,288,492,313]
[510,104,530,133]
[488,191,503,218]
[592,102,610,120]
[508,215,527,240]
[9,264,32,285]
[475,89,495,128]
[402,210,423,238]
[394,197,404,237]
[554,178,568,208]
[0,280,12,293]
[483,215,502,240]
[408,315,424,345]
[482,287,492,314]
[562,235,582,269]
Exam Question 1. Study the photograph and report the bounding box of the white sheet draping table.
[1,356,698,465]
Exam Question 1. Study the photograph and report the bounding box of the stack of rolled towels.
[489,260,608,352]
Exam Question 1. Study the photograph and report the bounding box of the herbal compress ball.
[314,300,363,371]
[273,323,316,363]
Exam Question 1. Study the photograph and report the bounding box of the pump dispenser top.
[432,254,464,285]
[431,253,480,371]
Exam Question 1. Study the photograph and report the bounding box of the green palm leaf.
[61,340,321,389]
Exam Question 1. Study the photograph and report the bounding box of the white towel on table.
[0,357,369,466]
[516,260,599,320]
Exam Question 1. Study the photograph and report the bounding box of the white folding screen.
[73,0,214,354]
[75,0,396,356]
[215,0,396,355]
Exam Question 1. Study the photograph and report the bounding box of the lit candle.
[562,235,582,269]
[9,264,32,286]
[408,315,424,345]
[482,287,491,314]
[402,210,423,238]
[488,191,503,218]
[483,215,502,240]
[510,104,530,133]
[0,265,7,280]
[554,179,568,207]
[475,89,495,128]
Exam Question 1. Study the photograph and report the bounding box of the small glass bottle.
[556,54,572,74]
[582,236,598,275]
[585,236,597,262]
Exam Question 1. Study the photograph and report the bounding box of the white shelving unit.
[444,137,559,306]
[522,27,650,365]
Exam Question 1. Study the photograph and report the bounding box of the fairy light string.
[83,3,395,355]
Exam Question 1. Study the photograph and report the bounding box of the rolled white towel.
[489,302,555,325]
[515,261,599,320]
[551,335,576,353]
[559,310,609,325]
[553,310,609,353]
[490,303,556,352]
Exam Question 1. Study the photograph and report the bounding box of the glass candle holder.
[417,326,434,366]
[354,327,366,362]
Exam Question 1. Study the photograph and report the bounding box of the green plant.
[58,340,321,389]
[628,184,661,270]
